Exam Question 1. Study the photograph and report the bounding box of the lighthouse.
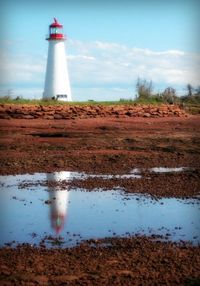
[43,18,72,101]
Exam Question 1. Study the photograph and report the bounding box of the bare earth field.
[0,105,200,285]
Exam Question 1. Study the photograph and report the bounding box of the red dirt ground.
[0,108,200,285]
[0,115,199,197]
[1,237,200,286]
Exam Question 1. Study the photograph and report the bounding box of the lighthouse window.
[57,28,63,34]
[50,27,63,34]
[50,28,56,34]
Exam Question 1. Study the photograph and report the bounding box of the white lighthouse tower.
[43,18,72,101]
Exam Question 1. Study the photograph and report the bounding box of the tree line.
[135,78,200,104]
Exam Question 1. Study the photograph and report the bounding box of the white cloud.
[67,40,200,90]
[0,39,199,100]
[0,52,45,85]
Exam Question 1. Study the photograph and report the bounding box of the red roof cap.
[50,18,63,28]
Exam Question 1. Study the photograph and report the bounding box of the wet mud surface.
[1,237,200,286]
[0,115,200,197]
[0,115,200,174]
[0,112,200,285]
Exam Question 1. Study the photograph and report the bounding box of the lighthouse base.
[53,94,69,102]
[43,93,71,102]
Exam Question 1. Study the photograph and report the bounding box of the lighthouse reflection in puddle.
[47,172,70,234]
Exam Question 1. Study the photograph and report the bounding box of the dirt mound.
[0,104,187,119]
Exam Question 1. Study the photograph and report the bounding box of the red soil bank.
[0,104,187,120]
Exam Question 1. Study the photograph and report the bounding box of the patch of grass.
[0,97,69,106]
[0,94,165,106]
[0,95,200,110]
[0,97,164,106]
[134,96,164,105]
[0,100,131,106]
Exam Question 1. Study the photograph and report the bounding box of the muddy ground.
[1,237,200,286]
[0,110,200,285]
[0,114,200,197]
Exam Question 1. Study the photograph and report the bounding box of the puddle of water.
[0,166,193,189]
[0,171,199,247]
[0,170,141,188]
[0,166,195,189]
[130,167,194,174]
[149,167,193,173]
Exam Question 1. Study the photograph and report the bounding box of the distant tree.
[15,96,22,101]
[186,84,193,97]
[136,78,153,99]
[0,89,14,101]
[6,89,13,98]
[162,87,178,104]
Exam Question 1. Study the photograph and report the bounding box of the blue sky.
[0,0,200,101]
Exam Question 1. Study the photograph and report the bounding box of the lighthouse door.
[56,95,68,102]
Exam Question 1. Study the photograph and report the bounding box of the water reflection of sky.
[0,171,199,247]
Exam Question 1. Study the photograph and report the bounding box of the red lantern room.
[46,18,65,40]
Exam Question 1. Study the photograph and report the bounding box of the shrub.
[136,78,153,99]
[161,87,179,104]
